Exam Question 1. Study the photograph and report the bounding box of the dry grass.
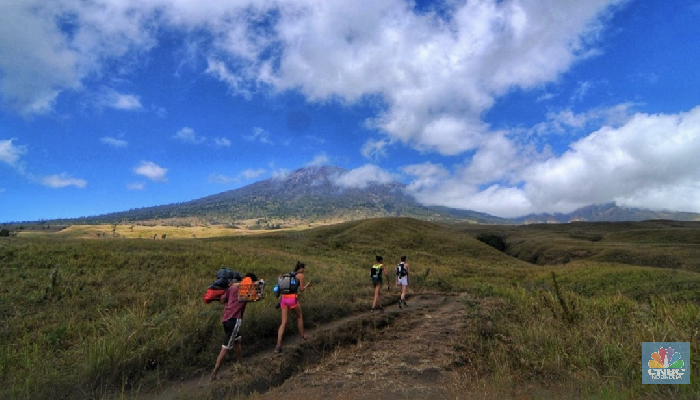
[2,217,700,399]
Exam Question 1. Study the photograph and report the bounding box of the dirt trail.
[133,292,475,400]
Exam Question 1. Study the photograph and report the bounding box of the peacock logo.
[648,347,684,369]
[643,342,690,384]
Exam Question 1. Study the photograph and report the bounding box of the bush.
[476,233,507,252]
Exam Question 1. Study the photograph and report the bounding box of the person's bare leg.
[294,306,306,338]
[372,284,381,309]
[210,346,227,382]
[276,307,288,348]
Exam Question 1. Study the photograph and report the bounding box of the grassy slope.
[1,217,699,399]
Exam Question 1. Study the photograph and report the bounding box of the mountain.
[22,166,700,226]
[514,202,700,224]
[58,166,506,226]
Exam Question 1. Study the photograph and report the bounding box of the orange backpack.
[238,277,258,301]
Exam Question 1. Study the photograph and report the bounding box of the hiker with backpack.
[275,261,312,353]
[210,271,260,382]
[370,255,387,312]
[396,255,410,308]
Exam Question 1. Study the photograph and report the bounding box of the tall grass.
[2,217,700,399]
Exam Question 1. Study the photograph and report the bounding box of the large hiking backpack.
[203,268,241,304]
[277,272,300,295]
[396,262,408,278]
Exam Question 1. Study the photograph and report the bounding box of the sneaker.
[370,308,376,313]
[398,301,402,309]
[274,346,283,354]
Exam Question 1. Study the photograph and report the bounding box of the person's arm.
[299,273,312,292]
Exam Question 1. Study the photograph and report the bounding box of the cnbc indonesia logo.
[643,342,690,383]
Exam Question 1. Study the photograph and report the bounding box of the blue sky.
[2,0,700,223]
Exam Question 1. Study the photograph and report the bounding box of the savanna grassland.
[1,218,699,399]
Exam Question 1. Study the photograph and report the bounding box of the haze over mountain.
[18,166,698,226]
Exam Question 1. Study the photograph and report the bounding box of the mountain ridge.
[6,166,700,225]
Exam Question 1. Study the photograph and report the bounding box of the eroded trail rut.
[136,293,475,400]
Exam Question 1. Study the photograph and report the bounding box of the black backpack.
[396,262,408,278]
[211,268,241,289]
[370,264,382,280]
[277,272,300,294]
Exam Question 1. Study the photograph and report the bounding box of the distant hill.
[514,203,700,224]
[13,166,700,226]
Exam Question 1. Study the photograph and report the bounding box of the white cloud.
[0,139,26,166]
[306,153,330,167]
[333,164,400,189]
[126,182,145,190]
[241,168,266,180]
[134,161,167,182]
[271,168,290,180]
[173,127,205,144]
[209,168,266,184]
[213,137,231,147]
[0,0,158,115]
[403,106,700,217]
[0,0,625,157]
[361,138,390,160]
[42,173,87,188]
[98,89,143,110]
[100,136,128,148]
[244,127,273,145]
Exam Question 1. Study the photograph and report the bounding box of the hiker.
[210,272,257,381]
[370,255,387,312]
[396,255,410,308]
[275,261,312,353]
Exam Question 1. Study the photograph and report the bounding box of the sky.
[2,0,700,223]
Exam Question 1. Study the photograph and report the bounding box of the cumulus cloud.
[42,173,87,188]
[0,139,26,166]
[333,164,401,189]
[173,127,206,144]
[100,136,128,148]
[134,161,167,182]
[404,106,700,217]
[0,0,158,115]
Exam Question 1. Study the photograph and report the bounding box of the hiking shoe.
[398,301,402,309]
[274,346,283,354]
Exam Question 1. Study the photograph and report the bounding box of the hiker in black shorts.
[210,272,248,381]
[370,255,387,312]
